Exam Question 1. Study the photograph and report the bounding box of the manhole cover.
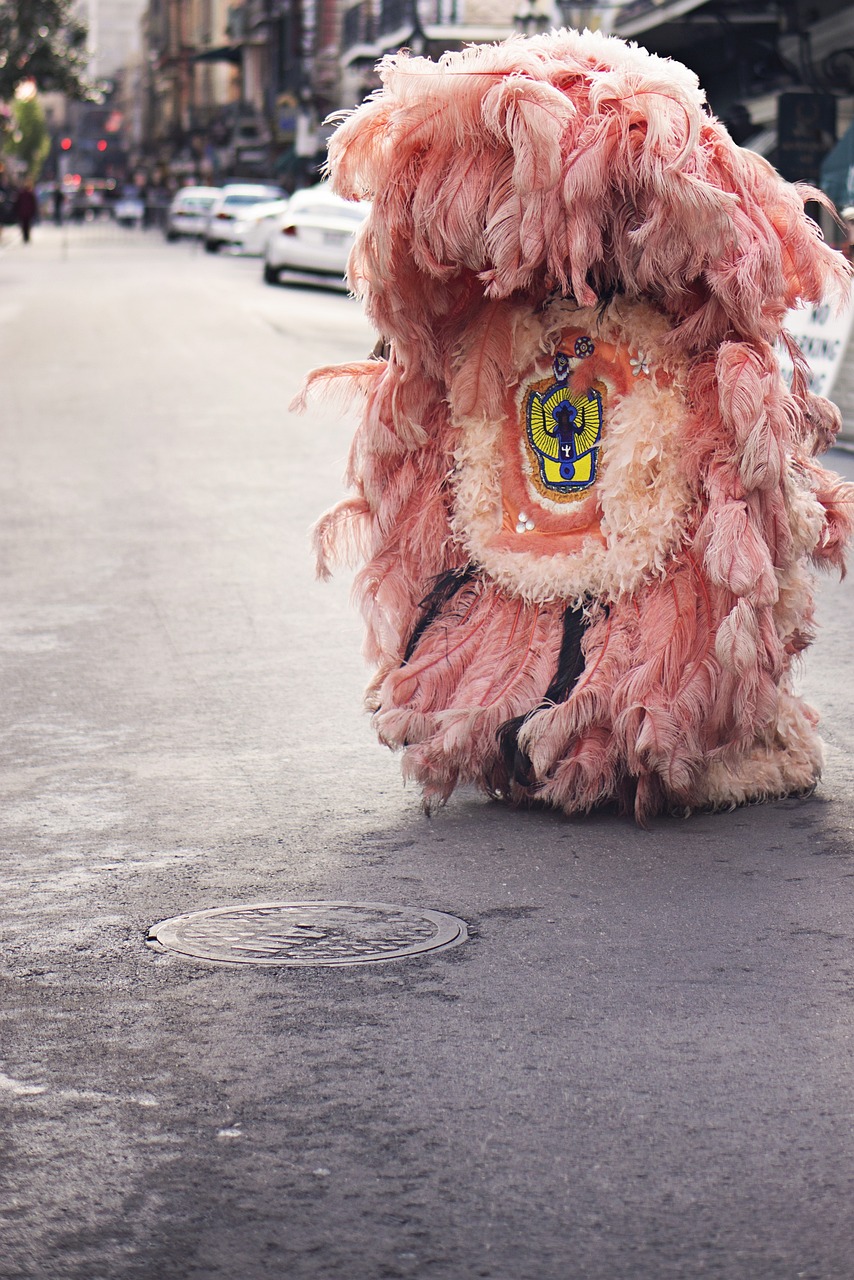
[147,901,468,967]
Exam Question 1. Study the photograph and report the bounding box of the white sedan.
[204,184,286,253]
[262,184,370,288]
[234,198,290,256]
[165,186,221,240]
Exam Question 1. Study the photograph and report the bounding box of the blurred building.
[76,0,148,80]
[118,0,854,194]
[137,1,521,180]
[142,0,240,178]
[35,2,148,184]
[611,0,854,242]
[339,1,520,104]
[139,2,333,182]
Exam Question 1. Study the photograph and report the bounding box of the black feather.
[542,605,588,705]
[402,565,477,664]
[497,603,591,789]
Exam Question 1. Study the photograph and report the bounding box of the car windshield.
[223,193,276,207]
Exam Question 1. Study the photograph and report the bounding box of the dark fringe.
[402,565,477,664]
[497,603,590,789]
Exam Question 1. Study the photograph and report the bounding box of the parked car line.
[263,184,370,290]
[204,184,286,253]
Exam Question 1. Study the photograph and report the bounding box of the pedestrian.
[14,183,38,243]
[53,185,64,226]
[0,176,13,240]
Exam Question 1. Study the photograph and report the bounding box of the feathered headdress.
[300,28,854,823]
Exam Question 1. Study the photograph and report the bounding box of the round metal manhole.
[147,901,468,967]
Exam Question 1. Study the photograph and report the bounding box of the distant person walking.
[0,179,13,240]
[15,184,38,243]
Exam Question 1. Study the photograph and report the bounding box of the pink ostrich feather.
[297,27,854,822]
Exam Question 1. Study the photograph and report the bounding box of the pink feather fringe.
[299,28,854,822]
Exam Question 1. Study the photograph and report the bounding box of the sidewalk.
[0,223,22,251]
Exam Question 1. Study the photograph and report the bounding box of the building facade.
[77,0,148,81]
[118,1,854,193]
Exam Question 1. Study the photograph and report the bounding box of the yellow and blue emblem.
[524,344,602,497]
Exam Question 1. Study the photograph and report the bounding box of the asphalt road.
[2,222,854,1280]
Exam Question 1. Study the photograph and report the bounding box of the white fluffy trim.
[687,689,823,810]
[449,298,695,605]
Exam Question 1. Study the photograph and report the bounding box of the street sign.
[778,295,854,400]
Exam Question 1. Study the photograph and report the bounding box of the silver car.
[204,183,286,253]
[165,186,221,240]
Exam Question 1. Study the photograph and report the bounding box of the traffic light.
[60,137,72,150]
[96,139,107,152]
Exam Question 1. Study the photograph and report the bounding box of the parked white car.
[204,183,286,253]
[233,198,290,256]
[262,184,370,288]
[165,186,221,240]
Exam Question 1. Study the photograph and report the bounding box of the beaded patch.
[448,299,691,605]
[523,347,603,501]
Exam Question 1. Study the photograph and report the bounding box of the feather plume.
[537,726,621,815]
[301,27,854,822]
[482,78,576,195]
[716,343,767,442]
[702,501,779,602]
[739,419,784,491]
[449,300,516,421]
[516,606,630,770]
[289,360,385,414]
[373,581,566,792]
[313,498,373,580]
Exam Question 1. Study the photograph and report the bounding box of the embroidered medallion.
[523,347,603,501]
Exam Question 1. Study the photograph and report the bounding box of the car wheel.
[166,229,178,242]
[263,262,280,285]
[204,238,220,254]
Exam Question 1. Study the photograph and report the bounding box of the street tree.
[0,0,95,102]
[4,91,51,180]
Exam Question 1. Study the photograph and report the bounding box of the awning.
[616,0,710,39]
[343,23,513,67]
[194,45,241,66]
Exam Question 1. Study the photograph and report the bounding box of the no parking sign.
[778,294,854,399]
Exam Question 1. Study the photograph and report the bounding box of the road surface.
[2,223,854,1280]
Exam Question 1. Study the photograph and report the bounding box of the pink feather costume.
[302,28,854,823]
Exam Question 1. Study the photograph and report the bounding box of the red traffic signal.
[60,137,72,150]
[96,139,107,152]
